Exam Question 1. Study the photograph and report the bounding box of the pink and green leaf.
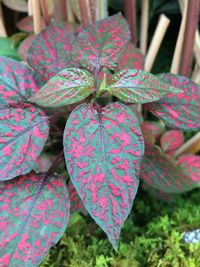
[0,172,70,266]
[28,22,76,81]
[63,102,144,249]
[118,44,144,70]
[141,121,165,138]
[140,124,156,145]
[19,35,35,61]
[0,56,44,104]
[140,144,197,193]
[29,68,95,107]
[33,153,54,173]
[0,103,49,180]
[160,130,184,153]
[68,181,85,213]
[177,155,200,184]
[16,16,45,33]
[71,13,130,73]
[145,73,200,130]
[106,70,182,103]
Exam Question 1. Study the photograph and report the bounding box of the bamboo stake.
[124,0,137,45]
[32,0,42,34]
[179,0,200,76]
[78,0,92,27]
[144,14,170,72]
[28,0,33,16]
[140,0,149,54]
[0,4,7,37]
[66,0,75,23]
[170,0,188,74]
[54,0,67,22]
[174,132,200,158]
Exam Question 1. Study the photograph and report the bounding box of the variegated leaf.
[0,56,44,104]
[19,35,35,61]
[28,22,76,81]
[33,153,54,173]
[177,155,200,184]
[140,123,156,145]
[0,173,70,266]
[140,144,197,193]
[0,103,49,180]
[64,102,144,249]
[68,181,85,213]
[145,73,200,130]
[71,13,130,73]
[141,121,165,138]
[16,16,45,32]
[118,43,144,70]
[29,68,94,107]
[160,130,184,153]
[106,70,182,103]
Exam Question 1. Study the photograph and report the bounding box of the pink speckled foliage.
[140,144,197,193]
[28,22,76,81]
[71,13,130,73]
[0,173,70,266]
[141,121,165,138]
[68,181,85,214]
[145,73,200,130]
[19,35,35,61]
[0,103,49,180]
[0,56,44,104]
[160,130,184,154]
[16,16,45,33]
[29,68,95,107]
[64,102,144,249]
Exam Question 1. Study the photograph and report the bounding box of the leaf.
[141,121,165,138]
[0,37,21,60]
[33,153,54,173]
[106,69,182,103]
[63,102,144,249]
[140,124,156,145]
[71,13,130,73]
[0,56,44,104]
[68,181,85,214]
[29,68,94,107]
[16,16,45,33]
[140,144,197,193]
[0,103,49,181]
[118,43,144,70]
[145,73,200,130]
[160,130,184,153]
[0,172,70,266]
[177,155,200,184]
[19,35,35,61]
[28,22,76,81]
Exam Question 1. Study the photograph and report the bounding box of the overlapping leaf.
[0,172,70,266]
[68,181,85,213]
[0,103,49,180]
[106,70,182,103]
[33,153,54,173]
[141,121,165,138]
[177,155,200,184]
[118,43,144,70]
[160,130,184,153]
[145,73,200,130]
[19,35,35,61]
[16,16,45,33]
[28,22,76,80]
[71,13,130,73]
[64,102,144,249]
[140,144,197,193]
[29,68,94,107]
[0,56,44,104]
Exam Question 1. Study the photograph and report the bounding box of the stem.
[124,0,137,45]
[40,0,52,25]
[53,0,67,22]
[140,0,149,54]
[45,149,64,177]
[179,0,200,76]
[78,0,92,27]
[32,0,42,34]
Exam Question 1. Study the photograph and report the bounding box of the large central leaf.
[0,173,70,266]
[63,102,144,248]
[29,68,95,107]
[0,56,43,104]
[0,103,49,180]
[71,13,130,73]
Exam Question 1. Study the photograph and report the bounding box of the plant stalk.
[124,0,137,45]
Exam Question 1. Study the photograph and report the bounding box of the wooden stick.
[170,0,188,74]
[66,0,75,23]
[53,0,67,22]
[96,0,108,21]
[32,0,42,34]
[28,0,33,16]
[140,0,149,54]
[0,4,7,37]
[179,0,200,76]
[78,0,92,27]
[124,0,137,45]
[144,14,170,72]
[174,132,200,158]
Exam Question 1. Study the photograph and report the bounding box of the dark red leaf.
[160,130,184,153]
[141,121,165,138]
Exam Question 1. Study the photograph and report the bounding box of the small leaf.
[145,73,200,130]
[140,144,197,193]
[28,22,76,81]
[64,102,144,249]
[0,103,49,180]
[140,124,156,145]
[118,43,144,70]
[107,69,182,103]
[71,13,130,73]
[29,68,94,107]
[0,56,44,104]
[160,130,184,153]
[0,172,70,266]
[33,153,54,173]
[16,16,45,33]
[142,121,165,138]
[177,155,200,183]
[0,37,21,60]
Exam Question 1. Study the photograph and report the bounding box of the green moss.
[40,187,200,267]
